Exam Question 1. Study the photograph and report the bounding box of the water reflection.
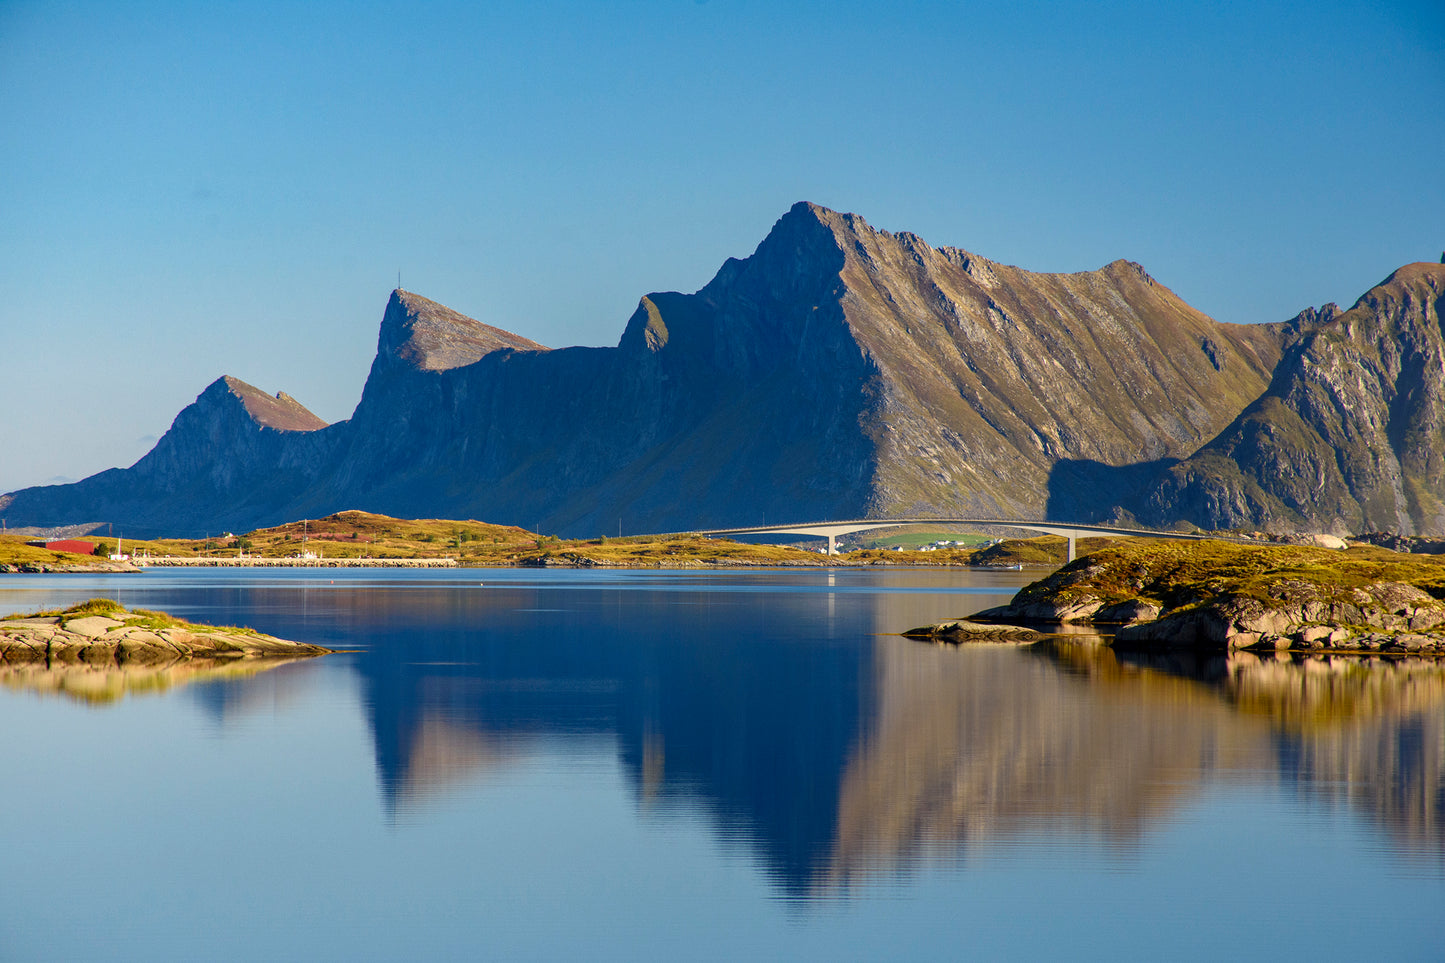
[1122,648,1445,865]
[351,578,878,894]
[4,570,1438,900]
[826,640,1444,892]
[337,574,1443,895]
[0,655,321,706]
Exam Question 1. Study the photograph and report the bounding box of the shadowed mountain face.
[1133,264,1445,535]
[0,375,337,536]
[0,203,1293,537]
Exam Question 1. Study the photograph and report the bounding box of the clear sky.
[2,0,1442,494]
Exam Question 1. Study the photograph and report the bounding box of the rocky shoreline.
[908,539,1445,654]
[0,600,332,664]
[1,560,142,574]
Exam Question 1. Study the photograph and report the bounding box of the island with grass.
[0,598,332,664]
[909,539,1445,654]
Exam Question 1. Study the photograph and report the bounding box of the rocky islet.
[940,540,1445,654]
[0,600,331,665]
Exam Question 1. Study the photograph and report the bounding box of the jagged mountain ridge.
[280,202,1285,534]
[2,201,1404,538]
[1134,262,1445,535]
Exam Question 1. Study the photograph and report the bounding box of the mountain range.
[4,202,1442,537]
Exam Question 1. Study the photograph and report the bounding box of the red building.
[34,539,96,555]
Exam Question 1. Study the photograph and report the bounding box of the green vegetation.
[3,597,251,634]
[1012,539,1445,614]
[107,511,537,562]
[0,535,128,569]
[847,529,993,551]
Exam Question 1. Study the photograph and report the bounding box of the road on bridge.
[667,516,1242,561]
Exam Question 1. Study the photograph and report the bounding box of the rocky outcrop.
[1351,532,1445,554]
[901,619,1042,643]
[1112,582,1445,654]
[1135,263,1445,535]
[969,539,1445,654]
[0,604,331,664]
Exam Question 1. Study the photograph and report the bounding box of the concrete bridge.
[677,517,1234,561]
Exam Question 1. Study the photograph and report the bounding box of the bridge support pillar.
[1068,534,1075,563]
[828,534,836,556]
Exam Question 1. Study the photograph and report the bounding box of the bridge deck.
[661,517,1243,561]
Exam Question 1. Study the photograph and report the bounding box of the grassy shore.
[8,510,1126,569]
[0,535,139,572]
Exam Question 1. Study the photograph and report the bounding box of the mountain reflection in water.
[352,579,874,893]
[832,640,1443,892]
[326,575,1443,895]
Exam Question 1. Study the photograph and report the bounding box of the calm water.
[1,567,1441,961]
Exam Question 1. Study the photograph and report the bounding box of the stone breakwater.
[930,540,1445,655]
[0,607,331,664]
[135,556,457,568]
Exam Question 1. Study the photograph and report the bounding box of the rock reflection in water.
[1223,652,1445,865]
[827,640,1445,891]
[0,655,321,706]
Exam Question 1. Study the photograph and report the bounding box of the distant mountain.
[3,202,1432,538]
[1134,263,1445,535]
[0,375,335,535]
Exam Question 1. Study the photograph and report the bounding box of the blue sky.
[2,0,1442,495]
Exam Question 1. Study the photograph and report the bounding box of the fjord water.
[1,569,1441,961]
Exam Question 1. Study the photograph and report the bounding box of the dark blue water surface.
[1,568,1441,961]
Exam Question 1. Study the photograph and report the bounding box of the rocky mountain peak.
[618,296,670,353]
[1135,261,1445,534]
[378,289,546,372]
[213,376,327,432]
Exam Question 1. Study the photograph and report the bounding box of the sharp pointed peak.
[379,289,546,371]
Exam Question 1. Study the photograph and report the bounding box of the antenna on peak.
[397,270,402,291]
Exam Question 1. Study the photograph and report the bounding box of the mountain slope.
[1135,263,1445,535]
[2,202,1295,536]
[284,202,1285,534]
[809,205,1285,517]
[0,376,334,535]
